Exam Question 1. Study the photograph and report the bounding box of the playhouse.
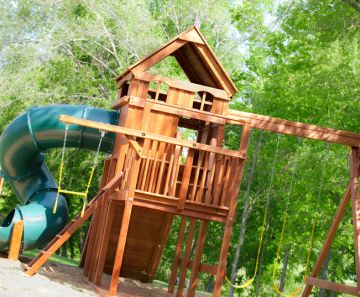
[0,27,359,297]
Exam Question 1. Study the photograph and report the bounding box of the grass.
[21,249,80,267]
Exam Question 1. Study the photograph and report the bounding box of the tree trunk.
[206,275,214,293]
[78,225,85,253]
[255,221,270,297]
[69,237,75,259]
[60,242,67,258]
[319,248,331,297]
[228,132,264,297]
[278,244,292,296]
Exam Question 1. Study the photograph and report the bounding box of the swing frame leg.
[302,147,360,297]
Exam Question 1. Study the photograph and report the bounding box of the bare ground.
[0,257,210,297]
[0,258,173,297]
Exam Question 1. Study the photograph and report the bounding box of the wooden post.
[177,219,196,297]
[169,218,187,294]
[108,152,142,296]
[350,147,360,295]
[187,220,209,297]
[0,177,4,196]
[8,220,24,260]
[213,122,251,297]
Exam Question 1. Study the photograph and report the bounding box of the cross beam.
[227,109,360,147]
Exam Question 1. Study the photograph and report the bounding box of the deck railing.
[59,115,245,210]
[134,138,243,209]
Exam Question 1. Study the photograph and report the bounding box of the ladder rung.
[58,189,87,197]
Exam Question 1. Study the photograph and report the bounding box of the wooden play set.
[8,27,359,296]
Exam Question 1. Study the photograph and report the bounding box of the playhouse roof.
[116,26,237,97]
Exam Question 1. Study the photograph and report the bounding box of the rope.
[272,141,330,297]
[53,125,106,217]
[80,130,105,217]
[53,124,69,214]
[225,133,281,289]
[225,208,267,288]
[272,137,303,297]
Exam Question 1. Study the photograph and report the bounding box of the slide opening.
[1,209,15,227]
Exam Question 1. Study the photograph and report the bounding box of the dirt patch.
[0,258,198,297]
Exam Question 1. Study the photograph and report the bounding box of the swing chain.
[53,125,70,214]
[53,125,106,217]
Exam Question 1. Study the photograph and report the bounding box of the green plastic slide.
[0,105,118,251]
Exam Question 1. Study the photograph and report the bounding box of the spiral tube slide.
[0,105,118,251]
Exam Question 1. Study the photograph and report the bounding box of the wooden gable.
[116,26,237,97]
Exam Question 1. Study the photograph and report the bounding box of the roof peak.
[116,27,237,97]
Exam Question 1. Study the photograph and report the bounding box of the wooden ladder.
[25,172,124,276]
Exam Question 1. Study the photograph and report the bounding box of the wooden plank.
[111,96,130,110]
[136,72,228,100]
[190,151,203,201]
[350,147,360,294]
[125,136,143,158]
[0,177,4,196]
[164,146,175,196]
[191,26,238,96]
[148,142,160,192]
[148,100,227,125]
[8,220,24,260]
[179,29,205,45]
[220,158,231,207]
[305,277,358,296]
[187,220,209,297]
[195,152,209,203]
[227,109,360,147]
[168,218,187,294]
[155,143,168,194]
[60,115,246,159]
[177,219,196,297]
[195,44,233,97]
[178,149,194,210]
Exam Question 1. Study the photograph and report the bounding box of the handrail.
[59,115,246,159]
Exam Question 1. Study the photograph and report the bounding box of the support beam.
[227,109,360,147]
[350,148,360,294]
[8,220,24,260]
[168,218,187,294]
[187,220,209,297]
[305,277,358,296]
[177,219,196,297]
[60,115,245,159]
